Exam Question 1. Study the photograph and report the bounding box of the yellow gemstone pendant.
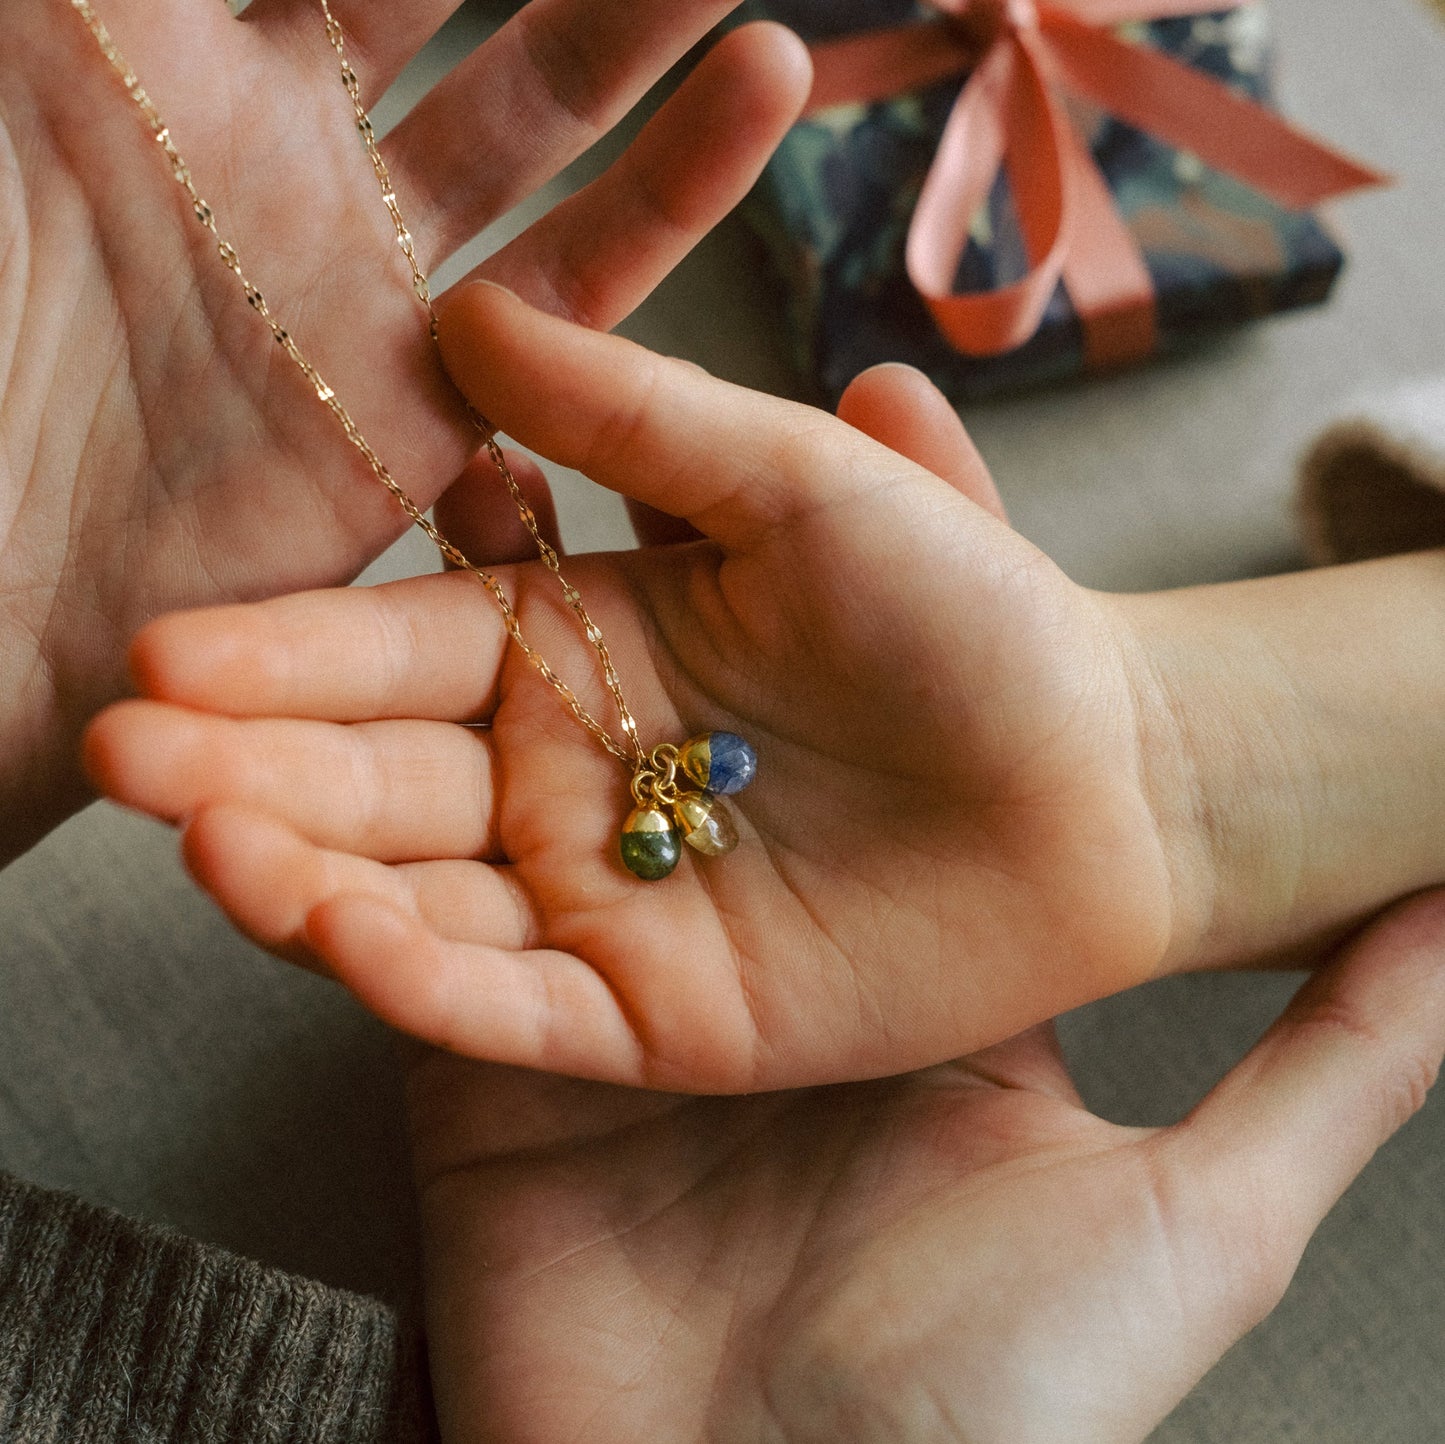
[673,792,740,857]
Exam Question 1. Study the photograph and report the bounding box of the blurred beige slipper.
[1299,377,1445,563]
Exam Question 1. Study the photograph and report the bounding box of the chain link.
[70,0,646,767]
[630,743,683,808]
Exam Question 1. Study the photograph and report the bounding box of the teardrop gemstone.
[679,731,757,796]
[620,806,682,880]
[674,792,740,857]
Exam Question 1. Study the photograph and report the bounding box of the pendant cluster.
[620,732,758,881]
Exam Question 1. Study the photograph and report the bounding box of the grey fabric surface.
[1,0,1442,1440]
[0,805,422,1312]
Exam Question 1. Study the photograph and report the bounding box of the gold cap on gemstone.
[620,805,681,880]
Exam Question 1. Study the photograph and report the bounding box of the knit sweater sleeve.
[0,1172,436,1444]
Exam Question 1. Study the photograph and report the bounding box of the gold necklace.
[69,0,756,880]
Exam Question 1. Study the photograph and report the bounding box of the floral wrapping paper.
[740,2,1347,401]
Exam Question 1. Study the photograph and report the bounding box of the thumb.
[1163,890,1445,1328]
[434,281,936,551]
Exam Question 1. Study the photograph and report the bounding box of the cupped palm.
[406,888,1445,1443]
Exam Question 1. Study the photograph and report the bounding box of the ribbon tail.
[906,36,1074,357]
[1053,0,1245,24]
[1054,117,1158,369]
[1041,12,1388,208]
[805,19,978,114]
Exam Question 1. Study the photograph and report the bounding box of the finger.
[127,572,507,722]
[243,0,462,104]
[86,700,500,863]
[836,364,1008,522]
[436,283,922,551]
[382,0,749,272]
[1165,890,1445,1317]
[181,803,537,966]
[472,23,811,326]
[182,803,421,969]
[434,448,563,569]
[305,891,646,1083]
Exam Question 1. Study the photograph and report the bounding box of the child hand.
[88,284,1178,1090]
[86,286,1445,1090]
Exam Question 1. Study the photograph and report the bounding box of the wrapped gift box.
[742,2,1359,402]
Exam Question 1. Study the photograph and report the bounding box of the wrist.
[1116,550,1445,974]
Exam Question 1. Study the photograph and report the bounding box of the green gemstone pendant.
[620,805,682,881]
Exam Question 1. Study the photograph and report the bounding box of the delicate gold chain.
[70,0,645,766]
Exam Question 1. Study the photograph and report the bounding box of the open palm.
[0,0,805,859]
[90,289,1186,1090]
[407,893,1445,1444]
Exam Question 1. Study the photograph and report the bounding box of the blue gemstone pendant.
[678,732,758,797]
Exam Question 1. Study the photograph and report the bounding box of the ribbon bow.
[805,0,1385,365]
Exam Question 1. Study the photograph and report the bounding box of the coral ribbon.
[805,0,1386,366]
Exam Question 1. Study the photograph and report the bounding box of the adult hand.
[0,0,808,863]
[406,891,1445,1444]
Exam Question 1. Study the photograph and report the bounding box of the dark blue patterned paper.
[741,3,1346,401]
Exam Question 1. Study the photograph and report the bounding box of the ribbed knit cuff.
[0,1173,436,1444]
